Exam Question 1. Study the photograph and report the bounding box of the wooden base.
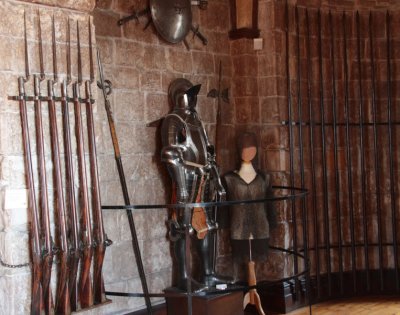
[165,287,244,315]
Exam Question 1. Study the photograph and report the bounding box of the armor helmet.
[169,78,201,110]
[150,0,192,44]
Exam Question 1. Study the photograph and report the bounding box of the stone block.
[115,39,144,67]
[142,237,172,274]
[192,51,215,75]
[145,93,169,123]
[166,48,193,74]
[0,272,31,315]
[200,1,229,31]
[139,71,162,92]
[93,9,121,38]
[233,55,258,77]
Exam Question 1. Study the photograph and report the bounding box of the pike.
[47,16,71,314]
[97,50,154,314]
[86,17,109,305]
[36,11,54,314]
[75,21,94,308]
[20,12,44,315]
[62,18,80,311]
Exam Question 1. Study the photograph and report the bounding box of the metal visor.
[150,0,192,44]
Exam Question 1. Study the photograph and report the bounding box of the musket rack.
[7,11,111,315]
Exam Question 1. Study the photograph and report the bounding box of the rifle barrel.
[61,80,80,311]
[18,77,43,315]
[74,82,94,308]
[48,80,71,314]
[85,81,107,304]
[33,75,54,314]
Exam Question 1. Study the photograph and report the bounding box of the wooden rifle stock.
[47,80,71,314]
[61,81,80,311]
[33,75,54,314]
[18,77,44,315]
[73,82,94,308]
[85,81,107,304]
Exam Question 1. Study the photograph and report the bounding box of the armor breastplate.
[184,118,207,166]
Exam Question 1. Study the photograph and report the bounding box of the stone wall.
[2,0,400,313]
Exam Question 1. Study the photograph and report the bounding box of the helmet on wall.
[150,0,192,44]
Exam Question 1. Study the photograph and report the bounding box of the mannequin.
[222,132,277,314]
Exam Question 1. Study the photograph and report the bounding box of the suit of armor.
[161,78,228,290]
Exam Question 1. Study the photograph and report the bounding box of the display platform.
[165,287,244,315]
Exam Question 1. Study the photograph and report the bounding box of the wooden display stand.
[165,287,244,315]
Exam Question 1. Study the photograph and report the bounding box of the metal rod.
[305,8,320,299]
[386,11,399,292]
[329,10,344,295]
[318,9,331,296]
[342,11,357,294]
[37,11,45,81]
[97,49,153,314]
[281,121,400,126]
[356,11,370,292]
[295,4,309,277]
[368,12,384,291]
[285,0,299,277]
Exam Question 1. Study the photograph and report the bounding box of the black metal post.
[295,4,308,274]
[305,8,320,300]
[318,9,332,297]
[286,0,299,277]
[342,11,357,294]
[368,12,384,291]
[356,11,370,292]
[385,11,399,292]
[329,11,344,295]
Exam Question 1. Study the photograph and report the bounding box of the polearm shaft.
[97,49,153,314]
[63,18,80,311]
[75,22,94,308]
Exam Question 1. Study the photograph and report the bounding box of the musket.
[36,11,54,314]
[47,16,71,314]
[86,17,108,305]
[75,21,94,308]
[62,18,80,311]
[20,12,44,315]
[97,50,153,314]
